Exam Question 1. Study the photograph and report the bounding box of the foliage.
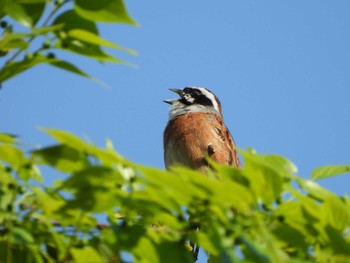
[0,0,137,86]
[0,130,349,263]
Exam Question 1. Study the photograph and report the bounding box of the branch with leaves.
[0,130,349,262]
[0,0,137,86]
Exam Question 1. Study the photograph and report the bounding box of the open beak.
[163,88,183,104]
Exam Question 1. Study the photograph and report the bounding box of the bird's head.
[164,86,222,119]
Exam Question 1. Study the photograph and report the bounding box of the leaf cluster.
[0,130,349,262]
[0,0,137,86]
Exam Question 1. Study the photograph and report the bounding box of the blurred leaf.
[40,128,91,152]
[15,0,46,3]
[0,55,49,83]
[3,2,32,27]
[0,143,26,169]
[61,166,124,212]
[10,227,34,244]
[32,145,89,173]
[55,38,125,63]
[0,32,29,51]
[21,2,45,26]
[67,29,136,55]
[53,10,98,33]
[74,0,137,25]
[32,24,64,35]
[53,10,125,64]
[312,165,350,180]
[48,60,109,88]
[240,234,270,263]
[0,133,17,144]
[70,247,104,263]
[48,60,91,78]
[322,195,350,230]
[294,177,334,201]
[241,150,292,204]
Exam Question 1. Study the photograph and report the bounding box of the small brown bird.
[163,87,240,173]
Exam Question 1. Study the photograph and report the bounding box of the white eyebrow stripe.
[192,87,220,113]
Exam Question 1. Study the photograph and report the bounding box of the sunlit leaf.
[67,29,136,55]
[0,55,49,83]
[322,195,350,230]
[32,145,89,173]
[74,0,137,25]
[312,165,350,180]
[3,2,32,27]
[20,1,45,26]
[70,247,104,263]
[294,177,335,201]
[0,144,26,169]
[0,133,17,144]
[53,10,98,34]
[40,128,91,152]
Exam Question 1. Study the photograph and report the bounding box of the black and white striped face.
[164,86,222,119]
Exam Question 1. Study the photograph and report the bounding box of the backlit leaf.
[74,0,137,25]
[70,247,104,263]
[312,165,350,180]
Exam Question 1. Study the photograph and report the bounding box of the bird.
[163,86,241,173]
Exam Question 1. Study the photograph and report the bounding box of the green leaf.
[10,227,34,244]
[74,0,137,25]
[312,165,350,180]
[67,29,136,55]
[322,195,350,230]
[0,33,29,51]
[0,144,26,169]
[70,247,104,263]
[294,177,335,201]
[48,60,91,78]
[53,10,126,64]
[21,2,45,26]
[53,10,98,34]
[48,60,109,88]
[32,24,64,35]
[0,133,17,144]
[0,55,48,83]
[32,145,89,173]
[40,128,91,152]
[241,150,293,204]
[3,2,32,27]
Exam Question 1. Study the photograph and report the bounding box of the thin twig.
[4,0,69,65]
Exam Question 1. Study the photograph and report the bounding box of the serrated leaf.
[312,165,350,180]
[74,0,137,25]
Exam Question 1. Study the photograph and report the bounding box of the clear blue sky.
[2,1,350,201]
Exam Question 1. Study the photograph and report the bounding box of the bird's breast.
[164,112,234,171]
